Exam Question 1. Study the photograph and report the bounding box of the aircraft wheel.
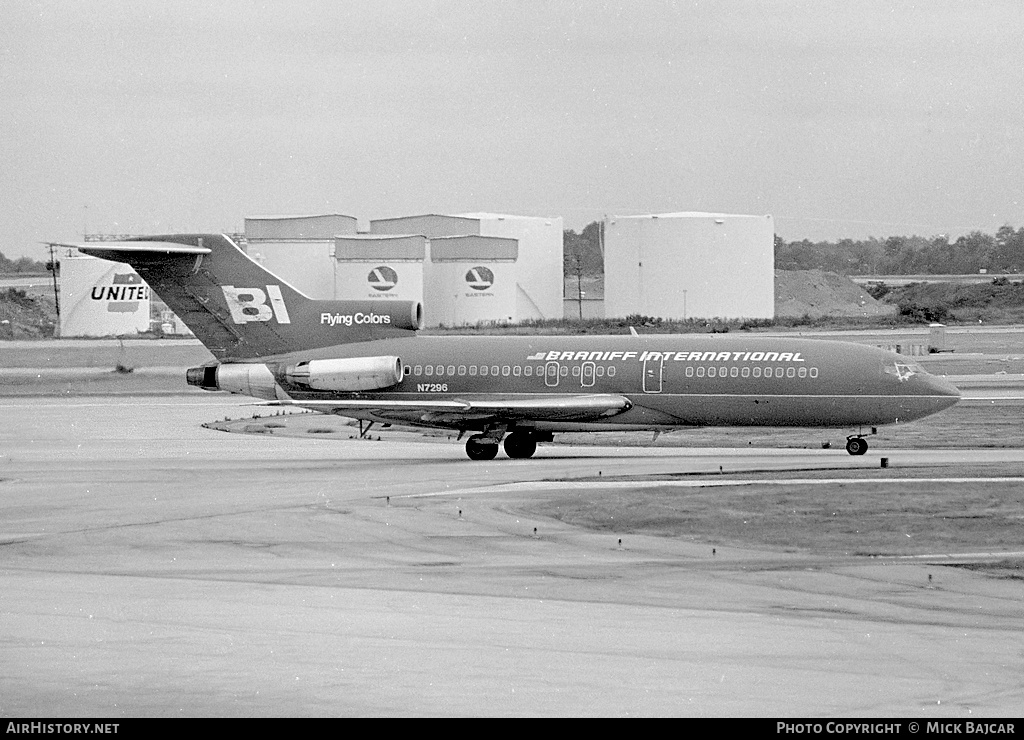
[503,433,538,459]
[466,436,499,461]
[846,437,869,456]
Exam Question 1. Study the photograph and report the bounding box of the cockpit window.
[884,360,922,382]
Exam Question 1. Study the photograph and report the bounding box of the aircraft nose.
[919,372,961,410]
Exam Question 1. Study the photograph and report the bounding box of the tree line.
[0,252,48,274]
[563,221,1024,277]
[774,225,1024,276]
[5,221,1022,277]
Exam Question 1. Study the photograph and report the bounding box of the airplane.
[60,233,961,460]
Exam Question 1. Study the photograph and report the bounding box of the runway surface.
[1,395,1022,717]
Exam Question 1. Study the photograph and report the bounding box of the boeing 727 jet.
[62,234,960,459]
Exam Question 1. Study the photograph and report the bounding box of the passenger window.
[502,366,510,376]
[458,365,466,376]
[469,365,478,376]
[596,366,605,377]
[685,367,694,377]
[414,365,422,375]
[425,365,433,376]
[447,365,455,376]
[524,365,533,377]
[571,366,581,377]
[697,367,705,377]
[730,367,738,378]
[708,367,717,378]
[787,367,795,378]
[491,365,499,376]
[480,366,489,376]
[559,365,568,377]
[513,366,521,376]
[753,367,761,378]
[741,367,749,378]
[798,367,806,378]
[810,367,819,378]
[607,366,616,377]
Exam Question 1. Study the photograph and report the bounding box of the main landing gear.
[503,432,538,459]
[845,427,878,456]
[465,435,499,461]
[464,430,549,460]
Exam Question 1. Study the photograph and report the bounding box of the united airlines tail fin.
[63,234,422,360]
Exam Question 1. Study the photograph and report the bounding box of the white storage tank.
[604,212,774,320]
[369,214,482,239]
[334,234,426,304]
[245,214,358,299]
[458,213,563,322]
[425,235,518,327]
[371,213,563,322]
[58,250,151,337]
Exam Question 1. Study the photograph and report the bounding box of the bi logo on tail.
[221,285,291,324]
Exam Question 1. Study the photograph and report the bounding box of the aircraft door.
[643,356,664,393]
[581,361,596,387]
[545,361,560,388]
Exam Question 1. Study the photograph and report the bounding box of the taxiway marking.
[402,476,1024,498]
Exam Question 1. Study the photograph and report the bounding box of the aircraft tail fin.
[62,234,422,360]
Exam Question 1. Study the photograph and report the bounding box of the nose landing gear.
[845,436,869,455]
[845,427,877,456]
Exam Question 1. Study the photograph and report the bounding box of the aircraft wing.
[263,394,632,425]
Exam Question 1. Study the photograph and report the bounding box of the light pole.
[47,243,60,325]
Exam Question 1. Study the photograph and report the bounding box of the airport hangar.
[55,210,775,335]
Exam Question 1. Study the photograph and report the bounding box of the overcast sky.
[2,0,1022,259]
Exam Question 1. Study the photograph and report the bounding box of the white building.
[58,250,151,337]
[604,212,775,320]
[244,214,357,298]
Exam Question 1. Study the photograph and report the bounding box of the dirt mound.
[775,269,896,319]
[0,288,56,338]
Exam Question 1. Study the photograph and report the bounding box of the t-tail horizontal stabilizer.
[56,234,422,360]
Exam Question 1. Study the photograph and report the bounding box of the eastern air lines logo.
[367,266,398,292]
[465,266,494,291]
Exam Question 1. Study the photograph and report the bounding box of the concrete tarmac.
[1,396,1022,717]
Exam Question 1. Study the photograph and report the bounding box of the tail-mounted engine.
[187,355,405,397]
[186,363,282,400]
[282,356,403,391]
